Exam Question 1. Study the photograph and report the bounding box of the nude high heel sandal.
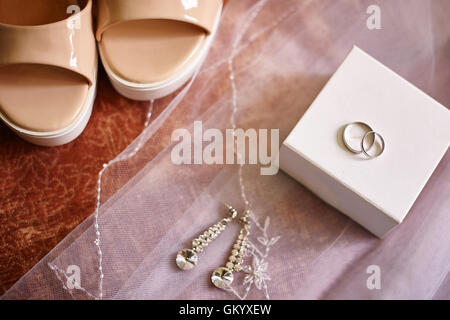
[95,0,224,101]
[0,0,97,146]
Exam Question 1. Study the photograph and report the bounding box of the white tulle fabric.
[3,0,450,299]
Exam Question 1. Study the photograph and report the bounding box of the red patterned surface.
[0,68,151,294]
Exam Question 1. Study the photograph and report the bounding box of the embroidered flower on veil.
[223,214,279,300]
[243,255,271,290]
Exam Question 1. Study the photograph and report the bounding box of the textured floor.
[0,66,156,294]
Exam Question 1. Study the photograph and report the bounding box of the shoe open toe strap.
[0,0,96,87]
[96,0,223,41]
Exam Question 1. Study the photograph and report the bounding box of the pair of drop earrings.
[175,204,251,289]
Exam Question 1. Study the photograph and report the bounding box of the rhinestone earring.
[176,204,238,270]
[211,209,251,289]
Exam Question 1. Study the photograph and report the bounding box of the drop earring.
[211,209,251,289]
[176,204,238,270]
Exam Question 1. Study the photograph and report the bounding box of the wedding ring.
[361,131,385,159]
[342,122,374,154]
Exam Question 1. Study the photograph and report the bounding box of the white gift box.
[279,46,450,237]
